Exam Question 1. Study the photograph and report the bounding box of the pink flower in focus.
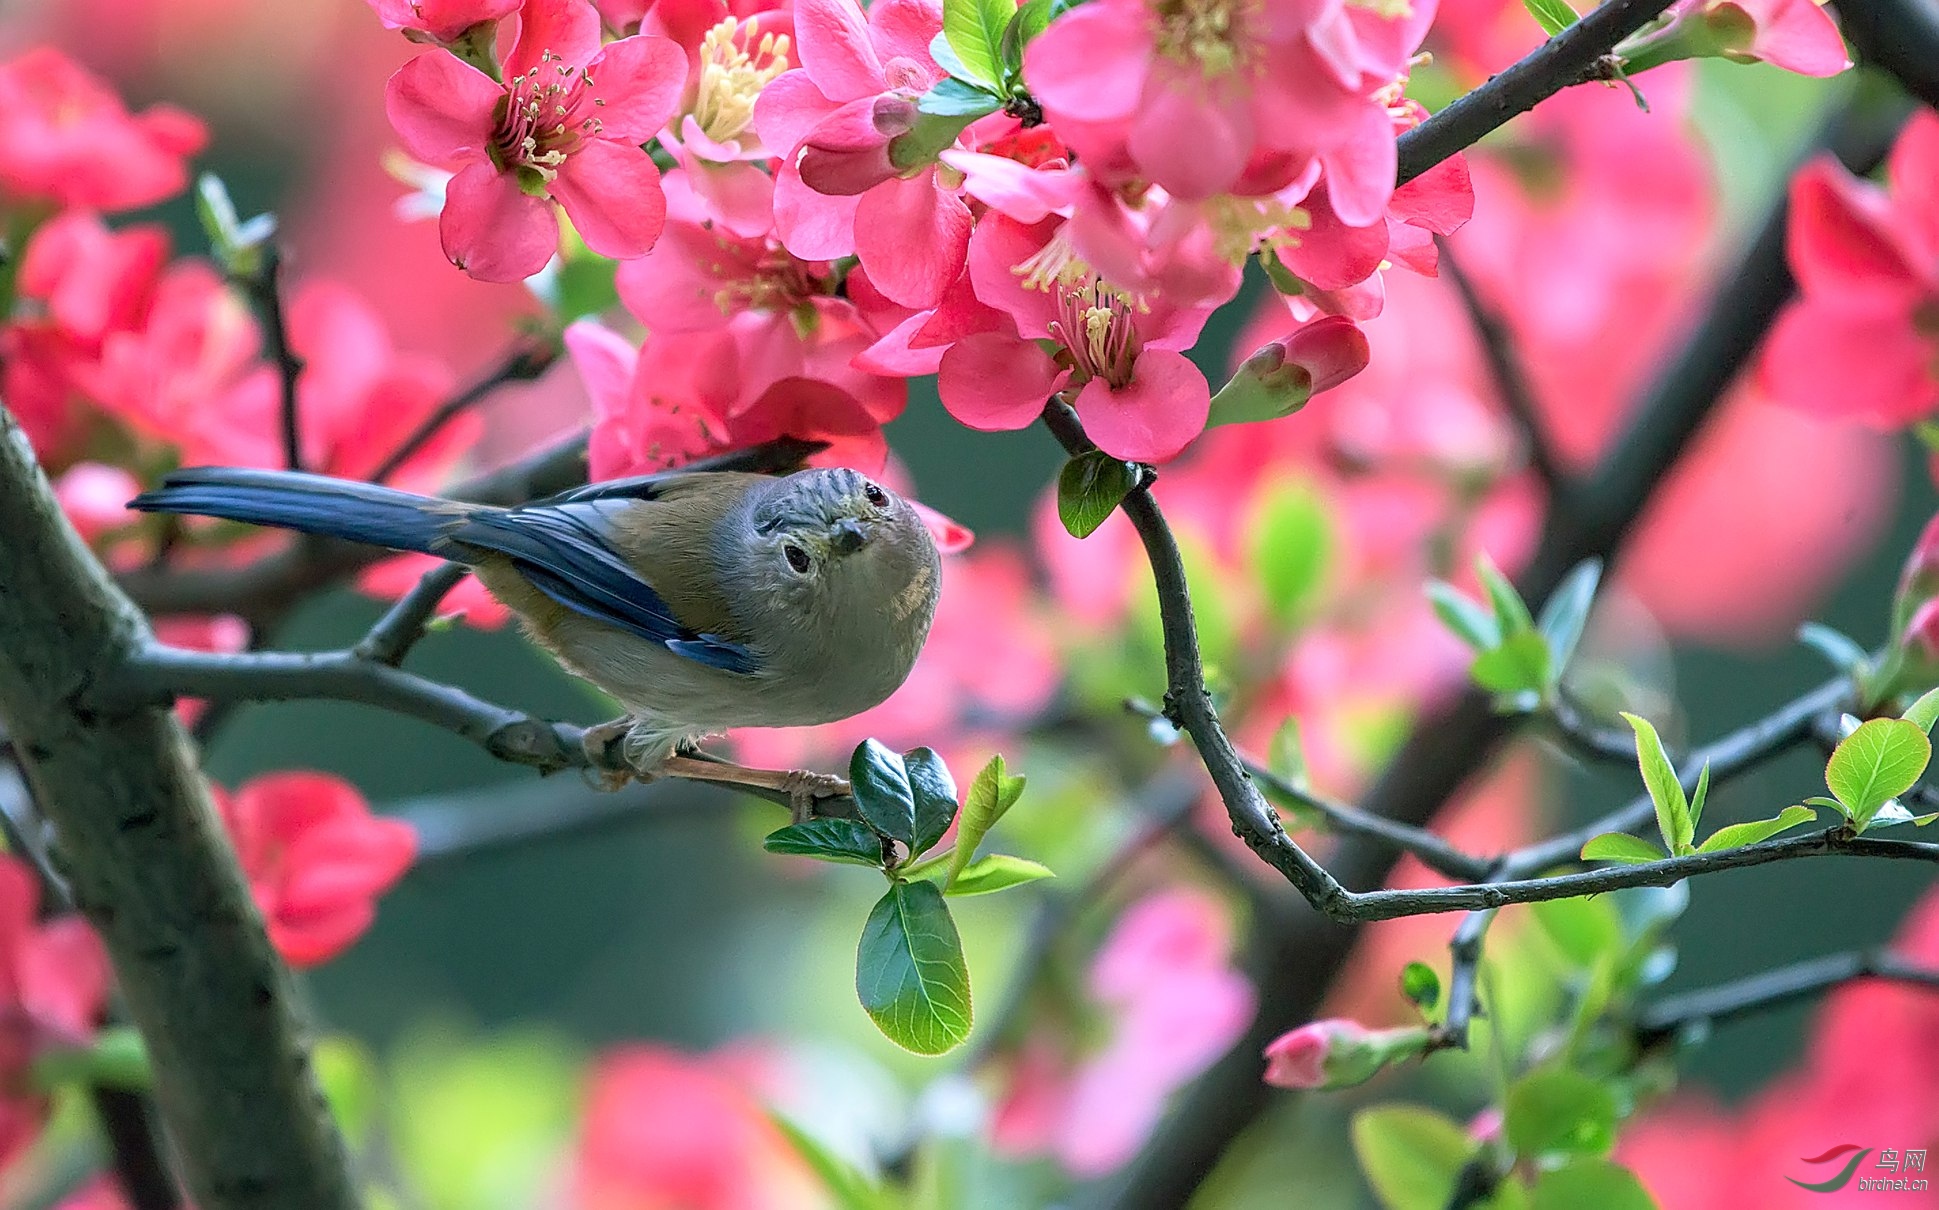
[751,0,972,307]
[572,1045,824,1210]
[1761,112,1939,428]
[1626,0,1850,77]
[0,854,111,1172]
[215,773,417,967]
[385,0,687,280]
[991,889,1255,1177]
[367,0,521,41]
[0,48,205,212]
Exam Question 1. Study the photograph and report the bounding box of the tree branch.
[0,405,356,1209]
[1394,0,1681,186]
[1636,949,1939,1041]
[370,341,558,485]
[1836,0,1939,111]
[236,246,304,473]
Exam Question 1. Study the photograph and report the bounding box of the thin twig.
[1438,908,1497,1048]
[1541,693,1639,766]
[1436,238,1568,495]
[351,562,470,666]
[239,246,305,473]
[1394,0,1681,186]
[371,341,559,484]
[1636,949,1939,1042]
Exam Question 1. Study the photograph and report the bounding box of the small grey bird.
[130,465,942,808]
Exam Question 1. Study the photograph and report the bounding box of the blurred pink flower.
[991,888,1255,1177]
[1761,112,1939,428]
[0,47,205,212]
[1626,0,1849,77]
[573,1045,825,1210]
[1263,1018,1429,1090]
[215,773,416,967]
[385,0,687,280]
[54,462,142,543]
[366,0,520,41]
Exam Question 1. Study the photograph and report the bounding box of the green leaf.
[1580,833,1666,865]
[765,818,887,866]
[856,880,973,1055]
[1868,800,1939,828]
[915,76,1004,118]
[1905,686,1939,734]
[1825,717,1932,828]
[1798,621,1872,676]
[1476,554,1535,635]
[941,0,1013,87]
[903,747,959,857]
[1622,712,1691,854]
[1505,1068,1618,1158]
[999,0,1053,75]
[1471,631,1553,696]
[1247,481,1336,622]
[1519,0,1579,36]
[946,754,1025,888]
[1536,557,1602,679]
[1530,896,1623,969]
[1057,450,1138,539]
[195,172,276,276]
[1529,1159,1654,1210]
[1687,762,1711,831]
[1802,795,1845,811]
[1351,1105,1476,1210]
[849,740,915,844]
[1427,581,1501,651]
[1268,717,1311,792]
[1399,962,1441,1012]
[943,854,1054,896]
[545,249,620,323]
[1695,804,1817,853]
[33,1026,151,1092]
[769,1114,898,1210]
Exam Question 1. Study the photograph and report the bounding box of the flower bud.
[798,97,916,196]
[1207,317,1369,429]
[1904,597,1939,664]
[1262,1019,1431,1091]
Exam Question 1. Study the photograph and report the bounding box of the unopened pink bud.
[1262,1018,1430,1091]
[797,98,914,196]
[1280,315,1371,397]
[1905,598,1939,661]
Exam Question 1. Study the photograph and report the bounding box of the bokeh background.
[0,0,1933,1205]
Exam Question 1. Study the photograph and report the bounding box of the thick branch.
[1637,949,1939,1041]
[0,406,356,1209]
[1394,0,1680,186]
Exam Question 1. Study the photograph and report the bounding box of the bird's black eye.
[864,482,888,508]
[784,543,812,573]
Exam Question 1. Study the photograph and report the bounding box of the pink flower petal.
[911,500,974,552]
[855,171,971,308]
[440,161,559,281]
[1316,100,1398,227]
[940,149,1083,224]
[966,212,1062,339]
[1787,157,1922,300]
[795,0,888,101]
[752,68,842,158]
[565,319,642,420]
[551,139,667,260]
[868,0,946,71]
[585,34,690,142]
[773,158,861,260]
[681,154,777,238]
[1071,348,1210,462]
[1389,151,1474,236]
[384,51,503,169]
[1740,0,1850,76]
[1889,112,1939,271]
[507,0,605,76]
[1023,3,1150,124]
[1128,74,1251,200]
[1760,295,1936,428]
[938,332,1067,430]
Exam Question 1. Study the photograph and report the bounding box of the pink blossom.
[385,0,687,280]
[366,0,520,42]
[1623,0,1850,77]
[0,48,205,212]
[1761,112,1939,428]
[215,773,417,967]
[1262,1018,1429,1090]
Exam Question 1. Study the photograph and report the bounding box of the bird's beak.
[831,518,871,554]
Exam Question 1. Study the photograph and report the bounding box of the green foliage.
[1797,621,1872,679]
[1476,555,1535,636]
[1904,685,1939,734]
[1427,580,1501,651]
[32,1026,151,1093]
[856,880,973,1055]
[1824,717,1930,830]
[1399,962,1442,1013]
[764,818,887,866]
[1520,0,1579,36]
[904,748,959,857]
[941,853,1055,895]
[1536,558,1602,680]
[1267,717,1312,792]
[1621,712,1695,855]
[1529,1159,1656,1210]
[1057,451,1138,538]
[1579,832,1666,865]
[1530,896,1623,969]
[849,739,959,852]
[947,754,1027,888]
[195,172,276,277]
[1695,804,1817,852]
[999,0,1053,77]
[770,1114,900,1210]
[1504,1068,1618,1158]
[1470,632,1552,696]
[916,76,1004,118]
[1429,556,1600,706]
[1351,1105,1477,1210]
[1247,481,1336,623]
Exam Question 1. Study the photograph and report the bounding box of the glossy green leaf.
[941,0,1013,87]
[765,818,887,867]
[999,0,1053,74]
[1400,962,1441,1012]
[1536,557,1602,678]
[1471,631,1552,696]
[946,754,1025,888]
[195,172,276,276]
[1905,686,1939,734]
[1476,554,1535,635]
[1057,450,1137,539]
[1520,0,1579,36]
[1868,800,1939,828]
[1622,712,1691,854]
[903,747,959,857]
[1248,481,1336,622]
[943,854,1054,896]
[1427,580,1501,651]
[1826,717,1931,828]
[1695,804,1817,853]
[1529,1159,1654,1210]
[850,740,915,844]
[1351,1105,1476,1210]
[1506,1069,1618,1158]
[1530,896,1623,969]
[769,1114,898,1210]
[1798,621,1872,676]
[1687,762,1711,831]
[916,77,1004,118]
[856,880,973,1055]
[1580,832,1666,865]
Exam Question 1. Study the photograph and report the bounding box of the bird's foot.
[658,756,850,822]
[779,769,852,825]
[580,716,642,791]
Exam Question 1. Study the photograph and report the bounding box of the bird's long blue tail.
[128,467,474,557]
